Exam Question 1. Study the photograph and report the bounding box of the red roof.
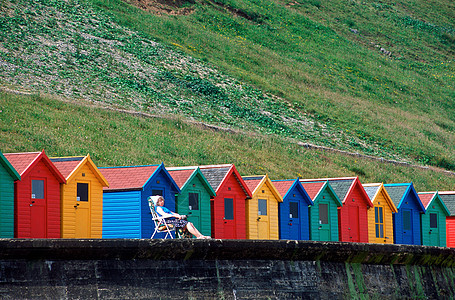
[50,157,84,179]
[418,192,435,209]
[167,169,196,189]
[3,152,41,175]
[100,165,159,190]
[272,180,295,198]
[300,181,325,200]
[243,176,264,194]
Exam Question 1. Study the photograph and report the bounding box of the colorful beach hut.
[418,192,449,247]
[273,179,313,240]
[384,183,425,245]
[363,183,397,244]
[242,175,283,240]
[439,191,455,247]
[301,177,373,243]
[50,155,109,238]
[0,151,20,238]
[300,181,342,242]
[100,163,180,239]
[199,164,252,239]
[4,151,66,238]
[167,166,215,237]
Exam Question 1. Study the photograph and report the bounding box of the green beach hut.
[0,150,20,238]
[418,191,450,247]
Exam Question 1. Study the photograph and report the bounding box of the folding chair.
[148,196,176,239]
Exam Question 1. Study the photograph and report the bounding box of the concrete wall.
[0,239,454,299]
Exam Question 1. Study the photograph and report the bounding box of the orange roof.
[167,169,196,189]
[272,180,295,198]
[100,165,159,190]
[3,152,41,175]
[300,181,326,200]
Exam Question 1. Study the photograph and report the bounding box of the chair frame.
[148,197,177,239]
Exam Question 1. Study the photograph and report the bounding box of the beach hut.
[100,163,180,239]
[50,155,109,238]
[242,175,283,240]
[300,180,342,242]
[199,164,252,239]
[272,179,313,240]
[439,191,455,247]
[301,177,373,243]
[0,151,20,238]
[4,151,66,238]
[384,183,425,245]
[418,192,449,247]
[167,166,215,237]
[363,183,397,244]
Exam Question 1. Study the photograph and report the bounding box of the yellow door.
[257,198,269,239]
[75,182,91,238]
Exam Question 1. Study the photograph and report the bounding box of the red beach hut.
[199,164,252,239]
[4,151,66,238]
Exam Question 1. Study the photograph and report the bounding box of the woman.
[151,195,210,239]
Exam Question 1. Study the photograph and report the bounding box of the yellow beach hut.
[363,183,397,244]
[243,175,283,240]
[50,155,108,238]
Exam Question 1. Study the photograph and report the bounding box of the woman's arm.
[156,206,182,219]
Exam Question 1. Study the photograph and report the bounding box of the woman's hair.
[149,195,164,206]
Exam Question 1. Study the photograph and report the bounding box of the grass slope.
[1,91,454,192]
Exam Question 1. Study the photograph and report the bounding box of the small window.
[403,210,411,231]
[189,193,199,210]
[375,207,384,238]
[289,202,299,219]
[319,203,328,224]
[258,199,267,216]
[152,189,163,196]
[32,180,44,199]
[77,183,89,202]
[430,213,438,229]
[224,198,234,220]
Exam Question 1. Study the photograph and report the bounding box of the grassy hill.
[0,0,454,190]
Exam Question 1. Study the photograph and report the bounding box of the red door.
[348,205,360,242]
[30,178,47,238]
[223,197,236,239]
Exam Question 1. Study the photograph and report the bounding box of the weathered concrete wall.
[0,239,454,299]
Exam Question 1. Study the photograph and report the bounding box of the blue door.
[288,201,300,239]
[402,209,414,244]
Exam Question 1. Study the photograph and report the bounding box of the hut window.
[430,213,438,228]
[375,206,384,238]
[224,198,234,220]
[77,183,89,202]
[258,199,267,216]
[319,203,328,224]
[31,180,44,199]
[189,193,199,210]
[289,202,299,219]
[403,210,411,231]
[152,189,163,196]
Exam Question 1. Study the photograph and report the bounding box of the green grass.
[1,91,454,192]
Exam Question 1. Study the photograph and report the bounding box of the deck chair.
[148,196,176,239]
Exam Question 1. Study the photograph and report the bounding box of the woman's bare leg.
[185,222,205,238]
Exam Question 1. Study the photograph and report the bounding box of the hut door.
[318,203,330,241]
[30,179,47,238]
[402,209,413,244]
[348,205,360,242]
[188,192,201,229]
[429,212,440,246]
[223,198,236,239]
[288,201,300,239]
[257,199,269,239]
[75,182,90,238]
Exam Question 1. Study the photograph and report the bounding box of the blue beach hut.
[384,183,426,245]
[273,179,313,240]
[100,163,180,239]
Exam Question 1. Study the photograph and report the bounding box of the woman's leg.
[185,222,205,238]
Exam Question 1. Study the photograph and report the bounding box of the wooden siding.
[103,190,142,238]
[367,189,394,244]
[446,217,455,248]
[246,182,280,240]
[0,165,15,238]
[175,174,212,237]
[393,192,422,245]
[338,186,369,243]
[16,161,61,238]
[309,187,339,242]
[421,198,447,247]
